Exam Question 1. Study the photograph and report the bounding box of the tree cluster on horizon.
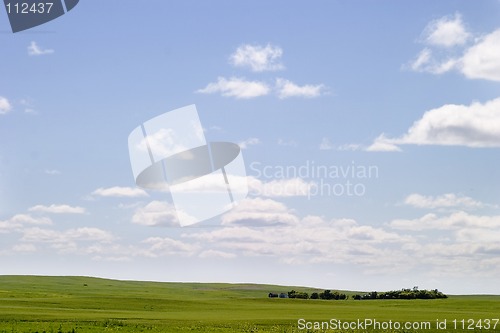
[273,287,447,301]
[353,287,448,300]
[287,289,347,300]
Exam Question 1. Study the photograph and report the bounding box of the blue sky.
[1,0,500,294]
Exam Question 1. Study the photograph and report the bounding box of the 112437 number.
[5,2,54,14]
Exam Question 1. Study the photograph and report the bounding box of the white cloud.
[27,41,54,56]
[131,201,180,227]
[229,44,284,72]
[221,197,300,226]
[180,206,500,277]
[275,78,326,99]
[369,97,500,150]
[29,204,86,214]
[423,13,470,47]
[21,227,115,245]
[461,29,500,82]
[456,228,500,243]
[199,249,236,259]
[0,214,52,234]
[68,227,115,242]
[201,45,326,99]
[92,186,148,198]
[0,222,17,234]
[410,48,432,71]
[197,77,270,99]
[389,211,500,231]
[8,214,52,225]
[319,137,333,150]
[366,134,401,152]
[239,137,261,149]
[405,193,487,210]
[185,226,268,243]
[407,15,500,82]
[179,207,500,277]
[0,97,12,115]
[408,48,459,74]
[187,213,409,268]
[141,237,198,257]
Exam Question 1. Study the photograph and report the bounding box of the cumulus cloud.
[92,186,148,198]
[410,48,432,71]
[368,97,500,150]
[423,13,470,47]
[456,228,500,243]
[199,44,327,99]
[6,214,52,226]
[461,29,500,82]
[29,204,86,214]
[0,97,12,115]
[407,14,500,82]
[21,227,115,250]
[131,201,181,227]
[142,237,198,257]
[221,197,300,226]
[131,201,198,227]
[187,213,409,269]
[389,211,500,231]
[275,78,326,99]
[0,214,52,234]
[28,41,54,56]
[0,222,16,234]
[18,226,115,255]
[366,134,402,152]
[408,48,459,74]
[229,44,284,72]
[239,137,261,149]
[197,77,270,99]
[199,249,236,259]
[404,193,487,210]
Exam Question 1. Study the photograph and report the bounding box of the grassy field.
[0,276,499,332]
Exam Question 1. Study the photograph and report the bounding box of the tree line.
[353,287,447,300]
[272,287,447,300]
[287,289,347,300]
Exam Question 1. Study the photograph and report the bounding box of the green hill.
[0,276,499,333]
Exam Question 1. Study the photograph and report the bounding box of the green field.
[0,276,499,333]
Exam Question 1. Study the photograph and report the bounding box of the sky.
[1,0,500,294]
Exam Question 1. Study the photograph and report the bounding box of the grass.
[0,276,499,332]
